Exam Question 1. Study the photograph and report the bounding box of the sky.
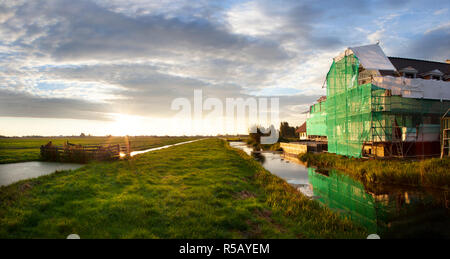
[0,0,449,136]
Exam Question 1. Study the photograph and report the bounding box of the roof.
[316,96,327,103]
[331,44,450,101]
[372,76,450,100]
[375,56,450,100]
[296,122,306,133]
[335,44,396,71]
[350,44,397,71]
[388,57,450,76]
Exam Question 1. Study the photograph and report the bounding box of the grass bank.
[0,139,365,238]
[299,152,450,190]
[0,136,197,164]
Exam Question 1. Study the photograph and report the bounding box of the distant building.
[306,44,450,158]
[296,122,307,140]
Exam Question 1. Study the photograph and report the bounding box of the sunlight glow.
[110,113,144,136]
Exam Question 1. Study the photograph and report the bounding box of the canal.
[0,161,83,187]
[129,139,203,156]
[230,142,450,238]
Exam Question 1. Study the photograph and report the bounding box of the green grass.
[299,152,450,190]
[0,139,365,238]
[0,136,197,164]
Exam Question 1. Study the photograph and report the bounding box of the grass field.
[299,152,450,190]
[0,139,365,238]
[0,136,197,164]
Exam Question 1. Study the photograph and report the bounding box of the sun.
[110,113,143,136]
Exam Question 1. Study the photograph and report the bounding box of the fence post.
[126,138,131,155]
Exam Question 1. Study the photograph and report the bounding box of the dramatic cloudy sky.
[0,0,449,136]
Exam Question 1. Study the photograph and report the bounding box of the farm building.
[306,44,450,158]
[296,122,307,140]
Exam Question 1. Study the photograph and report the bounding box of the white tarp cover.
[372,76,450,101]
[349,44,396,71]
[334,44,396,71]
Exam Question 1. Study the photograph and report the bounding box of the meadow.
[0,136,197,164]
[0,139,365,238]
[299,152,450,190]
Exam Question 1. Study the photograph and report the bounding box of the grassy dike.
[299,152,450,190]
[0,139,365,238]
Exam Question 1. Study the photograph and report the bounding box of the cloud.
[0,0,449,135]
[0,89,113,121]
[407,23,450,61]
[433,8,447,15]
[225,1,342,51]
[2,0,292,64]
[368,29,385,43]
[226,1,285,36]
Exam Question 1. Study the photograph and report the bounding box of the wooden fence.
[40,141,129,163]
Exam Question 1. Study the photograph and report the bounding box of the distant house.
[296,122,307,140]
[306,44,450,158]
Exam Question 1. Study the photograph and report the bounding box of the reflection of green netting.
[307,101,327,136]
[312,54,450,157]
[309,168,450,237]
[308,168,380,233]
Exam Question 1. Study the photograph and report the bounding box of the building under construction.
[306,44,450,158]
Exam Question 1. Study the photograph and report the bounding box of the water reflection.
[309,168,450,238]
[230,142,450,238]
[251,152,266,164]
[231,142,313,197]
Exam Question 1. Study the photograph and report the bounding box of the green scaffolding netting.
[307,54,450,158]
[306,101,327,136]
[325,54,372,157]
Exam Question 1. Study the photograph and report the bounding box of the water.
[129,139,203,156]
[231,142,314,197]
[230,142,450,238]
[0,161,83,187]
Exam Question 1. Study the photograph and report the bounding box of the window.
[423,69,444,80]
[399,66,417,79]
[403,72,416,78]
[431,75,441,80]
